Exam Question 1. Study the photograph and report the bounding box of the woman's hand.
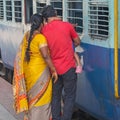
[52,71,58,83]
[40,46,58,83]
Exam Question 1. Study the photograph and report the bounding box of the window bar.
[12,0,15,22]
[3,0,6,21]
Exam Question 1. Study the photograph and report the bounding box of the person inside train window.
[13,13,58,120]
[41,5,80,120]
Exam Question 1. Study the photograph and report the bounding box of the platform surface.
[0,77,23,120]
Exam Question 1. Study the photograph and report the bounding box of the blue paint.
[76,43,120,120]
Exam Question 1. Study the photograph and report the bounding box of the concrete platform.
[0,104,17,120]
[0,77,97,120]
[0,77,24,120]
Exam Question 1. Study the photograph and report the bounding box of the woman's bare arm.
[40,46,58,83]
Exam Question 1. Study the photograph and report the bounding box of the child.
[72,24,84,73]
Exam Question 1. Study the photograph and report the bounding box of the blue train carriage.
[0,0,120,120]
[75,0,120,120]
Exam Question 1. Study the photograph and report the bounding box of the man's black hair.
[41,5,57,21]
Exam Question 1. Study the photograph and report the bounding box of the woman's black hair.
[25,13,43,62]
[41,5,57,22]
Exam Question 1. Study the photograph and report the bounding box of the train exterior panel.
[76,45,117,120]
[0,0,120,120]
[0,24,24,69]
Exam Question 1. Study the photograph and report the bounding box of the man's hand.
[52,71,58,83]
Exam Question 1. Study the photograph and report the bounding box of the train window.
[6,0,12,21]
[51,0,62,18]
[88,0,109,40]
[66,0,83,33]
[25,0,33,23]
[0,0,4,20]
[36,0,46,14]
[14,0,22,22]
[0,0,22,23]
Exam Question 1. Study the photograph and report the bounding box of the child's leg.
[74,52,82,73]
[74,52,81,66]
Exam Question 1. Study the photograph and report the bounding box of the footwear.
[75,65,82,73]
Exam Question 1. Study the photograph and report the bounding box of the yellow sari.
[13,32,52,120]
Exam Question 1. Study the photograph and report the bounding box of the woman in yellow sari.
[13,13,58,120]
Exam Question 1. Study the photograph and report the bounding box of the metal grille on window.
[67,0,83,33]
[14,0,22,22]
[88,0,109,39]
[0,0,4,20]
[51,0,62,18]
[6,0,12,21]
[36,0,46,14]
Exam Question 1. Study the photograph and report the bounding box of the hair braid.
[25,25,35,62]
[25,13,43,62]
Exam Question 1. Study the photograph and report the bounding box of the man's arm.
[69,23,80,46]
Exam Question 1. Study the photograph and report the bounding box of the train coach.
[0,0,120,120]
